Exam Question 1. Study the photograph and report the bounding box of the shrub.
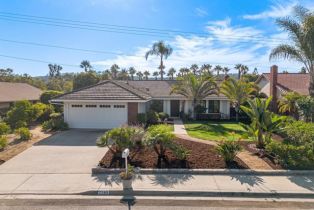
[144,124,175,167]
[137,113,147,125]
[216,140,242,163]
[0,136,8,150]
[15,127,31,140]
[40,90,63,104]
[172,145,190,160]
[6,100,34,129]
[31,103,55,122]
[42,118,69,131]
[146,110,159,125]
[158,112,169,121]
[266,141,314,169]
[97,126,145,157]
[284,121,314,145]
[0,122,10,135]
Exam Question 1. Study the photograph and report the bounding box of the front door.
[170,100,180,117]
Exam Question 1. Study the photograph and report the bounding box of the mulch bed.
[99,138,249,169]
[240,141,283,170]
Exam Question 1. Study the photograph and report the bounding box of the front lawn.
[184,121,246,141]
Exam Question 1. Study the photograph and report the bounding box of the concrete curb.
[2,190,314,199]
[92,167,314,176]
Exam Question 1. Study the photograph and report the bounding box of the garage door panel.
[66,103,127,129]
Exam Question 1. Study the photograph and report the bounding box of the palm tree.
[220,78,256,121]
[241,97,285,148]
[167,67,176,80]
[222,67,230,76]
[278,91,301,119]
[136,71,143,80]
[80,60,93,72]
[153,71,159,80]
[269,5,314,97]
[200,64,212,75]
[145,41,173,80]
[190,64,199,75]
[234,64,249,79]
[119,68,129,80]
[48,64,62,78]
[171,73,218,119]
[143,71,150,80]
[110,64,119,79]
[128,67,136,80]
[213,65,223,76]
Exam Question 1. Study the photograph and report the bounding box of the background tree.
[234,64,249,79]
[145,41,173,80]
[190,64,199,75]
[143,71,150,80]
[128,67,136,80]
[153,71,159,80]
[253,67,258,75]
[136,71,143,80]
[48,64,62,78]
[167,67,176,80]
[110,64,119,79]
[222,67,230,76]
[80,60,93,72]
[171,73,218,119]
[73,72,99,90]
[118,68,129,80]
[220,78,256,121]
[200,64,212,75]
[269,5,314,97]
[0,68,14,81]
[40,90,63,104]
[300,67,307,73]
[213,65,223,76]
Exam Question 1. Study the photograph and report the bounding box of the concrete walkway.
[173,119,272,170]
[1,172,314,198]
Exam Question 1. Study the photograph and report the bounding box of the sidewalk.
[1,172,314,198]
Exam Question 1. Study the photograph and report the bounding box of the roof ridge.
[111,80,151,100]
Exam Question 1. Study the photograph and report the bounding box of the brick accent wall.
[128,102,138,125]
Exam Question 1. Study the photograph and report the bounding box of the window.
[150,100,163,112]
[85,104,97,108]
[208,100,220,113]
[100,104,111,108]
[71,104,82,108]
[114,105,125,108]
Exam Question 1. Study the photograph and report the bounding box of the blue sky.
[0,0,313,76]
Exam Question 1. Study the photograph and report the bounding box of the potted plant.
[119,164,134,189]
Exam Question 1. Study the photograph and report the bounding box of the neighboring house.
[52,80,230,129]
[256,65,310,110]
[0,82,43,114]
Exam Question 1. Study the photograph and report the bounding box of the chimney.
[269,65,278,112]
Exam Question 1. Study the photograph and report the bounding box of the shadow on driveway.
[34,129,106,146]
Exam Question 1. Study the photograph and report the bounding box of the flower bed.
[99,138,248,169]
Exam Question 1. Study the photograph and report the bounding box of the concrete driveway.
[0,129,107,174]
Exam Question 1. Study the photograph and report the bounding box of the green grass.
[184,121,247,141]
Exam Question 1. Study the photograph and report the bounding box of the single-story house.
[52,80,230,129]
[0,82,43,114]
[256,65,310,110]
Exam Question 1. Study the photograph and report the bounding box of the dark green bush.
[216,140,242,163]
[266,141,314,169]
[284,121,314,145]
[0,122,10,135]
[6,100,34,129]
[42,113,68,131]
[137,113,147,125]
[158,112,169,121]
[146,110,159,125]
[0,136,8,150]
[15,127,31,140]
[40,90,63,104]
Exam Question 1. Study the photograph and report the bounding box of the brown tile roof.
[263,73,310,95]
[0,82,42,103]
[53,80,151,101]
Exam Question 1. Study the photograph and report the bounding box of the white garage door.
[66,103,128,129]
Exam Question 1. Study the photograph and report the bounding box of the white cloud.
[243,1,297,20]
[92,18,302,74]
[195,8,208,17]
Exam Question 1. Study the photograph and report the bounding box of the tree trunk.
[309,67,314,98]
[160,56,164,80]
[192,99,197,120]
[257,128,264,149]
[235,105,239,122]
